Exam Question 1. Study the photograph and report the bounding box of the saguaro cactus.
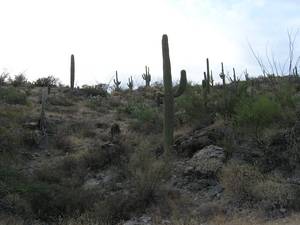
[70,54,75,89]
[219,62,226,87]
[233,68,237,83]
[162,34,187,156]
[114,71,121,91]
[293,66,298,76]
[206,58,210,93]
[39,88,48,134]
[127,76,133,90]
[142,66,151,87]
[210,70,214,87]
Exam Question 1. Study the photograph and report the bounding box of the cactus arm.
[173,70,187,98]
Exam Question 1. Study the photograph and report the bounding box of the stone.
[187,145,225,177]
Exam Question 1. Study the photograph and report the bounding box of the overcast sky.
[0,0,299,86]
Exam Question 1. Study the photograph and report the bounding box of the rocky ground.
[1,78,300,224]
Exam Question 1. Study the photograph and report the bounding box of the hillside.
[1,72,300,225]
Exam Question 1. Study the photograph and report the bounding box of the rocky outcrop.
[185,145,225,177]
[174,123,227,157]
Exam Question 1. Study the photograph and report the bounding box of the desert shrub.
[252,179,298,210]
[48,95,74,106]
[85,96,107,112]
[0,127,24,153]
[0,87,27,105]
[93,194,136,225]
[0,72,9,86]
[0,167,29,198]
[219,160,264,201]
[82,143,124,171]
[34,76,59,87]
[204,82,248,119]
[80,85,107,97]
[35,156,86,187]
[27,182,97,221]
[10,74,28,87]
[175,84,204,123]
[121,100,162,132]
[128,147,169,204]
[274,82,296,108]
[62,121,96,138]
[234,95,281,139]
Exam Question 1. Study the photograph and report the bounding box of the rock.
[174,123,227,157]
[83,178,101,190]
[175,133,212,157]
[187,145,225,177]
[123,215,152,225]
[23,121,39,129]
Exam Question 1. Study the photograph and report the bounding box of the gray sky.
[0,0,299,86]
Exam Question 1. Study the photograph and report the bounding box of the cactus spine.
[114,71,121,91]
[70,54,75,89]
[127,76,133,90]
[142,66,151,87]
[162,34,187,156]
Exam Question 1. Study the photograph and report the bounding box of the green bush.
[175,84,204,122]
[234,95,281,138]
[121,100,162,133]
[80,85,107,97]
[0,87,27,105]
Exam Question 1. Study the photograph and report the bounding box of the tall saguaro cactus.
[70,54,75,89]
[162,34,187,156]
[142,66,151,87]
[127,76,133,90]
[114,71,121,91]
[206,58,210,93]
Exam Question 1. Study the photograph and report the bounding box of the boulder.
[174,123,227,157]
[186,145,225,177]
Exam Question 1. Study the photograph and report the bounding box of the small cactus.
[127,76,133,90]
[162,34,187,156]
[113,71,121,91]
[142,66,151,87]
[70,54,75,89]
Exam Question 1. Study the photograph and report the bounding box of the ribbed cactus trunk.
[206,58,210,93]
[221,62,226,87]
[70,54,75,89]
[162,35,174,156]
